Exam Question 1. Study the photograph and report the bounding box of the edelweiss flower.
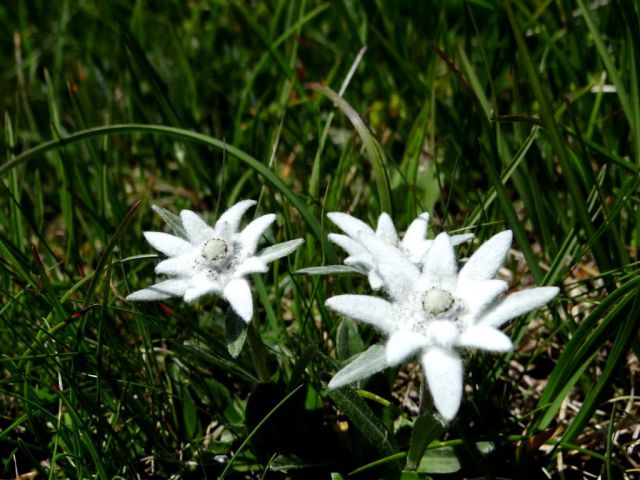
[325,230,558,421]
[126,200,303,323]
[327,212,473,289]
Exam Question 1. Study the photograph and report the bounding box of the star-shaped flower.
[126,200,303,323]
[325,229,558,421]
[327,211,473,289]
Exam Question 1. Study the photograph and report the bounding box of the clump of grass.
[1,1,638,478]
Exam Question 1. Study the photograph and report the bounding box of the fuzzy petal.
[213,199,257,236]
[421,347,464,421]
[401,213,429,251]
[386,330,430,366]
[328,233,366,258]
[143,232,192,257]
[376,213,398,245]
[327,212,374,238]
[481,286,559,328]
[223,278,254,322]
[458,325,512,352]
[234,257,268,277]
[344,253,374,270]
[368,270,384,290]
[155,251,198,277]
[238,214,276,255]
[457,231,512,287]
[258,238,304,263]
[450,233,474,246]
[325,295,395,334]
[405,239,432,263]
[180,210,215,245]
[421,232,457,290]
[360,231,421,300]
[126,278,190,301]
[184,272,220,303]
[459,279,508,319]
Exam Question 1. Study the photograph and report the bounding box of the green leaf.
[417,447,461,474]
[400,472,433,480]
[151,204,187,238]
[182,390,199,439]
[405,412,447,471]
[294,265,361,276]
[257,238,304,263]
[269,454,327,472]
[329,386,397,457]
[328,343,388,389]
[335,318,365,360]
[225,309,249,359]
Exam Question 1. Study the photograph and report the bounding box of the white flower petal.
[126,278,190,301]
[344,253,374,270]
[400,213,429,251]
[155,251,198,277]
[359,231,421,301]
[376,213,398,245]
[183,272,220,303]
[405,239,432,263]
[458,325,512,352]
[143,232,192,257]
[213,199,257,236]
[450,233,474,246]
[258,238,304,263]
[457,230,512,287]
[328,233,366,258]
[325,295,395,334]
[238,214,276,255]
[223,278,254,322]
[421,347,464,421]
[421,232,457,290]
[481,286,559,328]
[234,257,268,277]
[327,212,374,238]
[459,279,508,319]
[180,210,215,245]
[385,330,430,366]
[368,270,384,290]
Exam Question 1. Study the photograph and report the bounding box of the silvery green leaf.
[152,204,188,238]
[269,455,326,472]
[328,386,397,456]
[417,447,462,474]
[328,343,387,389]
[405,411,447,470]
[225,308,248,359]
[294,265,361,276]
[336,318,364,361]
[257,238,304,263]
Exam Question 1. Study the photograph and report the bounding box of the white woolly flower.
[327,211,473,289]
[126,200,303,323]
[325,230,558,421]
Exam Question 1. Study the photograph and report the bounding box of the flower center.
[421,288,455,315]
[201,237,228,262]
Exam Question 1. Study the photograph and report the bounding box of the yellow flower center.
[421,288,454,315]
[201,238,228,262]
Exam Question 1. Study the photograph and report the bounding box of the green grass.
[1,1,639,478]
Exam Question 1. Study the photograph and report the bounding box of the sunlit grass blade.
[307,83,393,215]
